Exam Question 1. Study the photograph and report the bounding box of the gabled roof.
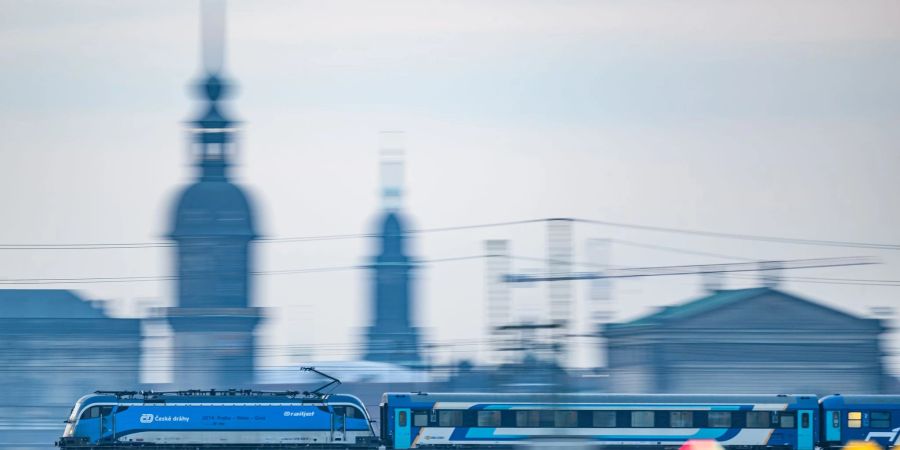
[604,286,875,333]
[0,289,107,319]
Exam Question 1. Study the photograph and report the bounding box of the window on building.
[477,411,501,427]
[632,411,655,427]
[593,411,617,427]
[516,411,540,427]
[872,412,891,428]
[848,412,862,428]
[780,413,795,429]
[708,412,731,428]
[439,410,464,427]
[414,413,429,427]
[746,411,770,428]
[670,412,693,428]
[555,411,578,427]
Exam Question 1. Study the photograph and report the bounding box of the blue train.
[59,390,900,450]
[819,395,900,449]
[381,393,818,450]
[58,389,375,447]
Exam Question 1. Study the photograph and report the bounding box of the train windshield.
[62,402,81,437]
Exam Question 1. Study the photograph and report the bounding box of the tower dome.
[170,179,256,239]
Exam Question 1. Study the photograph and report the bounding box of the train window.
[831,411,840,428]
[708,412,731,428]
[631,411,654,427]
[670,411,693,428]
[414,413,428,427]
[872,412,891,428]
[848,412,862,428]
[439,410,464,427]
[516,411,540,427]
[593,411,617,427]
[779,413,795,428]
[398,411,407,427]
[555,411,578,428]
[80,407,100,420]
[746,411,770,428]
[348,407,365,419]
[477,411,501,427]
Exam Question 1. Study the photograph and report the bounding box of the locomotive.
[58,389,375,448]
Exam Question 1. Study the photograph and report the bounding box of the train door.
[98,406,114,442]
[331,406,346,442]
[798,410,814,450]
[395,408,412,449]
[824,410,841,443]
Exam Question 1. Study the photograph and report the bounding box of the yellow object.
[849,411,863,428]
[844,440,883,450]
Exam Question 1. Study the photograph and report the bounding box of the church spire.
[191,0,235,182]
[379,131,405,211]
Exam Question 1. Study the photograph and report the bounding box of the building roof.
[0,289,107,319]
[604,286,876,333]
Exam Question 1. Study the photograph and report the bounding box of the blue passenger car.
[819,395,900,449]
[381,393,818,450]
[59,390,375,447]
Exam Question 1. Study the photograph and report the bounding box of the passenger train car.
[380,393,818,450]
[58,390,375,447]
[819,395,900,450]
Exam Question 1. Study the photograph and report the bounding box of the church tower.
[166,1,260,388]
[364,136,423,367]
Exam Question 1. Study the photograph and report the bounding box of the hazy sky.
[1,0,899,379]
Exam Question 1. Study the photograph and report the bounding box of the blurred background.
[1,0,899,448]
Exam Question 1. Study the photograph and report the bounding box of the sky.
[1,0,899,380]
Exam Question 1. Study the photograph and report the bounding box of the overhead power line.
[504,256,880,283]
[3,255,895,287]
[0,217,896,252]
[575,218,900,251]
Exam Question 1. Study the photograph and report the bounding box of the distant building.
[364,149,423,367]
[166,73,261,388]
[602,287,887,394]
[0,290,141,442]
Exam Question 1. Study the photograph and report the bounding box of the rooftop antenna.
[300,367,342,397]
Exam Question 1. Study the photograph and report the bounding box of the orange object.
[679,439,725,450]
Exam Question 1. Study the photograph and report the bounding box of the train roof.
[383,392,818,406]
[76,390,367,408]
[820,395,900,407]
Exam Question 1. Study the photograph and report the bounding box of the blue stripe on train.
[447,427,743,443]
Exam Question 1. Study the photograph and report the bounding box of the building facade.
[166,73,261,388]
[0,290,141,445]
[603,287,887,394]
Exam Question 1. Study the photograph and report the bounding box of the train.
[58,390,900,450]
